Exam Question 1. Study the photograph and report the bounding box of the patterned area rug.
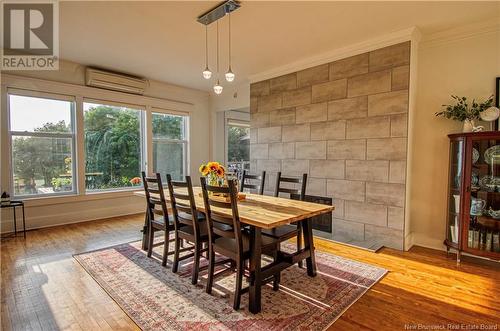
[74,239,386,330]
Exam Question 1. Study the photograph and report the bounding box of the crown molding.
[420,18,500,49]
[248,26,421,83]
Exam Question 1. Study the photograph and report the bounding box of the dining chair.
[262,172,307,268]
[200,177,280,310]
[167,174,210,285]
[240,170,266,195]
[141,172,175,266]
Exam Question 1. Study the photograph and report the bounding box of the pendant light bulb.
[213,80,223,95]
[203,67,212,80]
[225,67,235,82]
[202,23,211,80]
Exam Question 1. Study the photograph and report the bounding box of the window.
[9,94,76,197]
[152,112,188,181]
[226,120,250,174]
[84,102,144,191]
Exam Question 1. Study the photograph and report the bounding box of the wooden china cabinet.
[445,131,500,262]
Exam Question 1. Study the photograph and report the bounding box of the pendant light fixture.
[213,21,223,95]
[225,12,235,82]
[202,23,212,79]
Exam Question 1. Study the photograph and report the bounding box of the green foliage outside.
[227,126,249,162]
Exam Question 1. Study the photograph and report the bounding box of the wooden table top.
[134,187,334,229]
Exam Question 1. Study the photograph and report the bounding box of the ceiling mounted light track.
[197,0,240,94]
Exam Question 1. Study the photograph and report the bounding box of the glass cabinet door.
[467,138,500,253]
[447,139,463,245]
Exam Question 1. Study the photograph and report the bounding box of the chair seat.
[178,211,205,221]
[179,221,209,238]
[262,224,298,241]
[151,216,173,229]
[214,232,278,257]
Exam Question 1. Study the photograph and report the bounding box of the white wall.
[409,22,500,249]
[0,60,210,232]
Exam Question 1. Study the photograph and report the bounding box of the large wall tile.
[296,141,327,160]
[347,70,391,97]
[345,201,387,226]
[283,87,312,107]
[296,102,328,124]
[258,126,282,143]
[327,139,366,160]
[311,121,346,140]
[345,160,389,182]
[391,113,408,137]
[346,116,390,139]
[332,198,345,218]
[333,218,365,241]
[328,96,368,120]
[282,123,310,142]
[365,224,403,250]
[250,143,269,160]
[269,107,296,126]
[269,142,295,160]
[329,53,369,80]
[389,160,406,184]
[327,180,365,202]
[250,128,258,144]
[310,160,345,179]
[251,112,270,128]
[270,73,297,93]
[388,206,405,230]
[250,96,258,113]
[366,182,405,207]
[258,93,282,112]
[281,159,310,176]
[311,79,347,103]
[307,177,327,196]
[297,64,329,87]
[257,159,281,173]
[368,90,408,117]
[392,65,410,91]
[369,41,410,72]
[367,138,407,160]
[250,80,270,97]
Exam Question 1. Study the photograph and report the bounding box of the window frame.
[82,99,147,193]
[150,108,190,180]
[7,89,78,199]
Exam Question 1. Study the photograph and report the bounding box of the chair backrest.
[166,175,200,235]
[240,170,266,195]
[200,177,243,253]
[141,171,169,223]
[274,172,307,201]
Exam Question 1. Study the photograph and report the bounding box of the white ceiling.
[60,1,499,92]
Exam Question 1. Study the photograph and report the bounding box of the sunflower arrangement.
[199,161,225,186]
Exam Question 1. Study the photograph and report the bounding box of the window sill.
[19,189,144,207]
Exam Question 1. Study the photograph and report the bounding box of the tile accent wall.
[249,42,410,249]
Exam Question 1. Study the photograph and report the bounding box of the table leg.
[142,208,149,251]
[249,226,262,314]
[22,204,26,239]
[13,207,17,236]
[301,218,317,277]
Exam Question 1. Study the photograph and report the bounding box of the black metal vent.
[291,194,333,233]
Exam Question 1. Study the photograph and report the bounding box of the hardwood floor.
[1,215,499,330]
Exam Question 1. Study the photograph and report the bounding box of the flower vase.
[463,119,474,132]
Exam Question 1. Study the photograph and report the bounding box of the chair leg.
[191,241,201,285]
[147,224,154,258]
[205,245,215,294]
[172,234,181,273]
[297,225,303,268]
[162,230,169,267]
[233,258,244,310]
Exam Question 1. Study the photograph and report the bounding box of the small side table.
[0,200,26,239]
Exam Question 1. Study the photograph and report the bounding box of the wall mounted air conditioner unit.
[85,68,148,95]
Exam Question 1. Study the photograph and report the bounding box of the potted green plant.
[435,95,494,132]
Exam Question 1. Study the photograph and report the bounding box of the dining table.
[134,187,334,314]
